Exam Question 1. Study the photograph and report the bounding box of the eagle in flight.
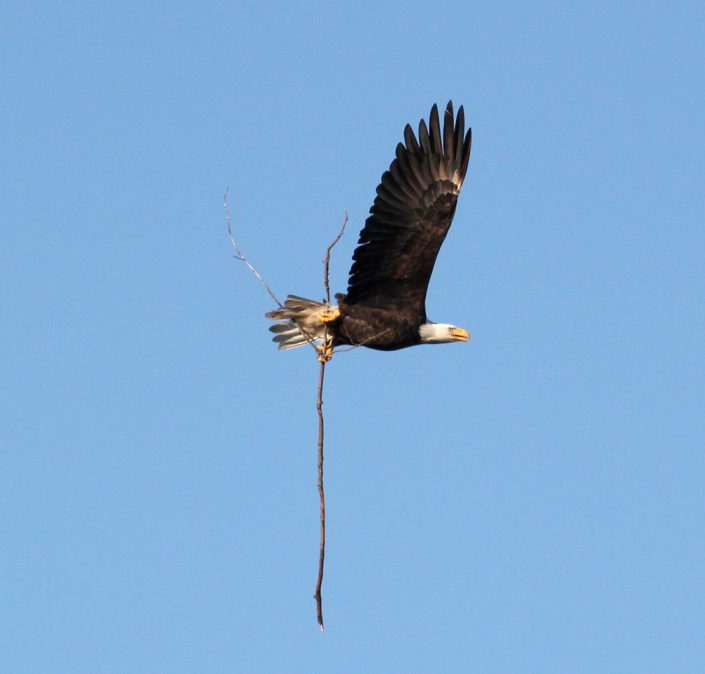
[267,101,472,361]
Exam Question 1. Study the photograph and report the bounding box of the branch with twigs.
[224,190,346,631]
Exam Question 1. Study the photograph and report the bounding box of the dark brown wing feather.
[344,101,472,320]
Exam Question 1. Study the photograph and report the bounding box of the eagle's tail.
[265,295,332,350]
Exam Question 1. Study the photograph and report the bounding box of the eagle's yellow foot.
[318,306,341,324]
[316,343,334,363]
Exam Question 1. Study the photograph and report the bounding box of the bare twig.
[224,188,283,308]
[333,328,393,353]
[324,210,348,304]
[313,212,347,631]
[224,189,323,354]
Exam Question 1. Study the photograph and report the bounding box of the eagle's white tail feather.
[265,295,330,350]
[268,321,312,350]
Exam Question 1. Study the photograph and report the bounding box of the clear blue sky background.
[3,2,704,672]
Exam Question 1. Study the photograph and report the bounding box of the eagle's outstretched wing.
[344,101,472,320]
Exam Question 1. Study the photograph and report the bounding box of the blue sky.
[2,2,704,672]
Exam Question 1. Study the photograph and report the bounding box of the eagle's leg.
[316,305,338,361]
[318,306,341,324]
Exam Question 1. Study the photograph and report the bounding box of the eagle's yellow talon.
[316,343,334,362]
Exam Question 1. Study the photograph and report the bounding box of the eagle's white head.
[418,322,470,344]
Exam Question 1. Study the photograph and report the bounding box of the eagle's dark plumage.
[266,101,472,356]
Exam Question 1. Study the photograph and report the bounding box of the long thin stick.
[224,191,347,630]
[314,213,348,631]
[314,359,326,630]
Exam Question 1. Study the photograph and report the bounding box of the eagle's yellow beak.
[450,327,470,342]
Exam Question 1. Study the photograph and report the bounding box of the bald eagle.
[266,101,472,359]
